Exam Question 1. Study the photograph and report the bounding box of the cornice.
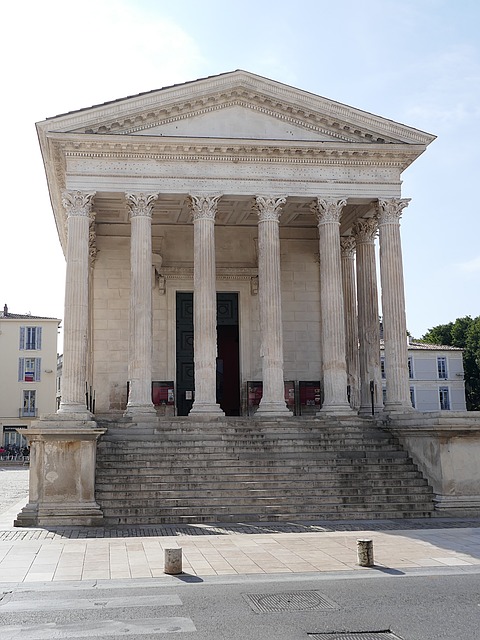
[38,71,436,147]
[159,266,258,280]
[51,135,424,170]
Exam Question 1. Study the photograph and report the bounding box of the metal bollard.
[164,547,183,575]
[357,539,374,567]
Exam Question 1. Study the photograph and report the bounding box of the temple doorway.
[175,292,240,416]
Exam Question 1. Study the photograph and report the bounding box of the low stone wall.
[385,411,480,516]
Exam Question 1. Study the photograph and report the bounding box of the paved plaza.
[1,465,480,584]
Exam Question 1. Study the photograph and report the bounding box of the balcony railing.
[19,408,38,418]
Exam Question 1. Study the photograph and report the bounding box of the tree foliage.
[422,316,480,411]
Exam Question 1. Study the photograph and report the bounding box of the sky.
[1,0,479,347]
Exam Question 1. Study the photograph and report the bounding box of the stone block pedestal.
[15,414,106,527]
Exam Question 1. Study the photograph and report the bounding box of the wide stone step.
[96,485,433,502]
[100,500,434,519]
[100,430,394,443]
[97,450,409,465]
[95,475,429,490]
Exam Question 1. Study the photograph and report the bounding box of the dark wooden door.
[175,292,240,416]
[176,293,194,416]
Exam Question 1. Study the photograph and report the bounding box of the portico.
[36,71,435,420]
[16,70,448,527]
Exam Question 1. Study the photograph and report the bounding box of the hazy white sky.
[1,0,479,344]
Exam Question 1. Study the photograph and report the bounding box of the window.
[437,356,448,379]
[22,390,36,416]
[408,357,414,379]
[18,358,41,382]
[19,326,42,350]
[439,387,450,410]
[410,387,416,408]
[382,388,387,404]
[381,357,386,379]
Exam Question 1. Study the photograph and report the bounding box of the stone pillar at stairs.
[15,190,105,528]
[254,196,291,417]
[340,236,360,410]
[376,198,413,412]
[124,193,157,417]
[353,216,383,415]
[188,195,224,417]
[313,198,352,414]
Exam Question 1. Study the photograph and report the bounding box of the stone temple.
[16,71,480,527]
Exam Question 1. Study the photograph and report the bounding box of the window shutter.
[37,327,42,350]
[35,358,41,382]
[18,358,25,382]
[19,327,25,350]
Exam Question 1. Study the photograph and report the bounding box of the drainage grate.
[243,591,339,613]
[308,632,404,640]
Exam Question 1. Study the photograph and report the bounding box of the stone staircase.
[95,416,435,524]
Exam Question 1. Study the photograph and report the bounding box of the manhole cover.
[243,591,339,613]
[308,632,404,640]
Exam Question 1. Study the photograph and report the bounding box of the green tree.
[422,316,480,411]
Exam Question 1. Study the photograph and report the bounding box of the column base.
[189,402,225,418]
[124,403,156,418]
[358,405,385,416]
[384,403,415,414]
[256,401,292,418]
[57,405,93,420]
[318,403,353,416]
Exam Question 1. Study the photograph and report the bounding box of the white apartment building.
[0,305,60,447]
[381,340,467,412]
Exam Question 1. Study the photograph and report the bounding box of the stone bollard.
[357,539,374,567]
[164,548,183,575]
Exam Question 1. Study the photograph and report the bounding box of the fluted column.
[353,217,383,414]
[189,196,224,417]
[313,198,351,413]
[125,193,157,416]
[59,190,95,415]
[340,236,360,410]
[254,197,291,417]
[376,198,412,411]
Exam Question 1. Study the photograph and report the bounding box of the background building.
[381,340,467,412]
[0,305,60,448]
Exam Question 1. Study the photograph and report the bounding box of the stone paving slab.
[1,466,480,583]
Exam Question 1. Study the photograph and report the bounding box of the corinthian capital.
[352,217,378,244]
[62,190,96,217]
[125,193,158,219]
[254,196,286,222]
[312,197,347,225]
[189,195,221,221]
[375,198,411,225]
[340,236,356,258]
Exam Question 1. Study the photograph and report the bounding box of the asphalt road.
[1,568,479,639]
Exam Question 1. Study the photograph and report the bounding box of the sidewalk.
[2,487,480,584]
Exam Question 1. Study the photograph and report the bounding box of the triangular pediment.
[131,103,338,141]
[40,70,436,147]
